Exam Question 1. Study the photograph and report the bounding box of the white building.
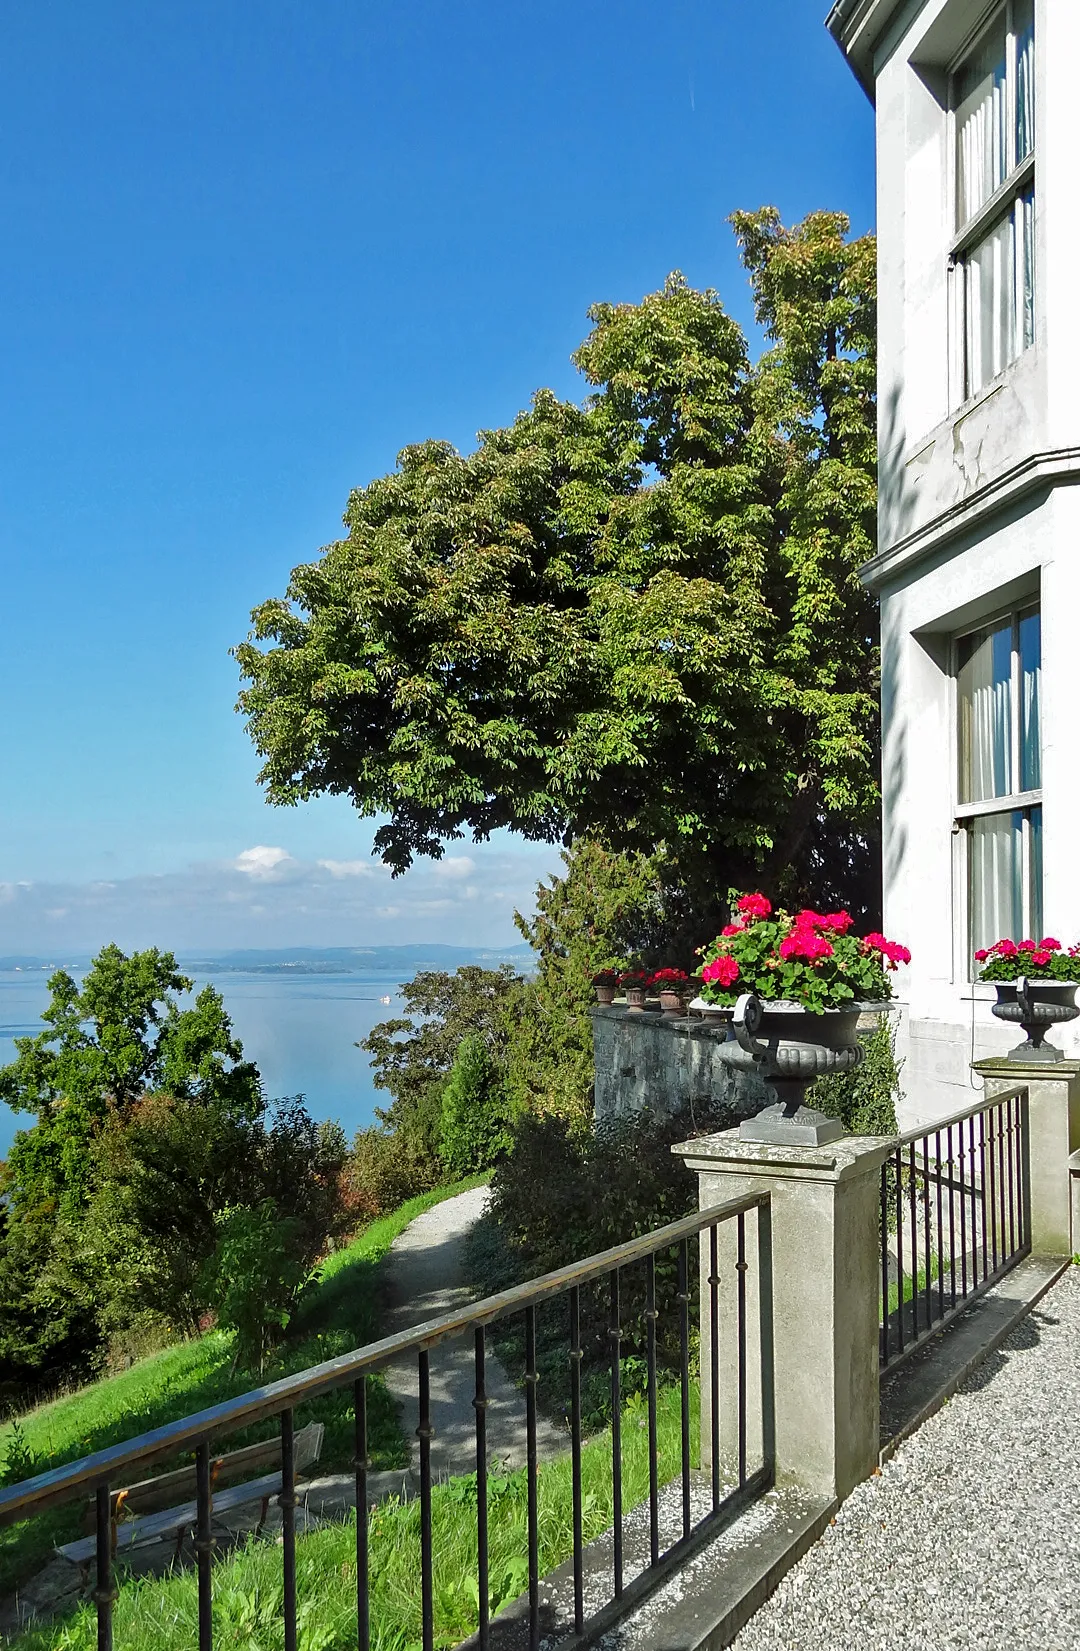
[827,0,1080,1122]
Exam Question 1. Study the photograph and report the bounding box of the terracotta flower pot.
[594,985,616,1005]
[624,985,648,1012]
[991,978,1079,1062]
[658,989,684,1019]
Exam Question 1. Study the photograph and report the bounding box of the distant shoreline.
[0,942,534,976]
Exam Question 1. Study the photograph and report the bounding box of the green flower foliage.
[235,209,879,912]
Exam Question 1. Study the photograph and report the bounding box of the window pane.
[956,12,1008,225]
[1016,0,1035,163]
[1020,606,1041,790]
[964,215,1016,396]
[1028,805,1043,941]
[1019,184,1035,351]
[958,621,1013,802]
[969,810,1023,955]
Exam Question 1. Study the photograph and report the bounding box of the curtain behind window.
[1016,0,1035,162]
[958,621,1013,802]
[965,216,1015,393]
[1020,185,1035,351]
[1020,608,1041,790]
[956,15,1008,225]
[970,812,1023,952]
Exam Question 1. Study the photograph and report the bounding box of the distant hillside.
[1,944,535,977]
[182,944,534,975]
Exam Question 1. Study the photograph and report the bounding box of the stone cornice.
[860,446,1080,591]
[825,0,907,100]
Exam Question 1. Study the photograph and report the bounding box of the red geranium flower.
[721,923,744,937]
[736,893,772,920]
[1041,938,1062,951]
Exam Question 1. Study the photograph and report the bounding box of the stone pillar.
[973,1058,1080,1256]
[1068,1150,1080,1255]
[673,1129,894,1504]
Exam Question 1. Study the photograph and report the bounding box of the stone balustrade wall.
[590,1004,771,1124]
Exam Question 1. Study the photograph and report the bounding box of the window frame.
[952,599,1042,972]
[948,0,1036,405]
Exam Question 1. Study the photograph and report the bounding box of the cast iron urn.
[991,975,1080,1062]
[713,992,885,1147]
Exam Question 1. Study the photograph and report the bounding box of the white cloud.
[317,859,379,880]
[0,840,564,953]
[234,845,295,880]
[432,857,476,881]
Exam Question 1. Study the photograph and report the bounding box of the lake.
[0,968,409,1156]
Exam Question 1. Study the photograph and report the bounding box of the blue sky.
[0,0,875,952]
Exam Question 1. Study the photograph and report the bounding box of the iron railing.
[0,1193,773,1651]
[879,1087,1030,1372]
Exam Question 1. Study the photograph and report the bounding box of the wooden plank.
[58,1422,325,1566]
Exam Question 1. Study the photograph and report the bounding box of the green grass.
[12,1383,699,1651]
[884,1255,943,1319]
[0,1175,489,1601]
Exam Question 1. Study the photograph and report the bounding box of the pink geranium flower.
[779,931,834,963]
[736,894,772,920]
[702,955,739,987]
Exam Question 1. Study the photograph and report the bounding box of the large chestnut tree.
[235,209,879,914]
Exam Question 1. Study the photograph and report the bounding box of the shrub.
[809,1013,902,1136]
[202,1203,316,1375]
[438,1036,515,1179]
[352,967,524,1215]
[347,1127,440,1222]
[483,1098,735,1420]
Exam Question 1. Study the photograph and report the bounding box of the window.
[956,603,1041,961]
[951,0,1035,402]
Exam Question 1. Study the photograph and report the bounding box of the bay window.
[951,0,1035,402]
[956,604,1041,961]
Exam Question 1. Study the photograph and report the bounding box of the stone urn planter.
[713,993,890,1146]
[990,976,1080,1062]
[658,990,684,1018]
[594,984,616,1005]
[623,985,648,1013]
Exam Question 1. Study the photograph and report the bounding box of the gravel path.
[380,1183,564,1480]
[732,1265,1080,1651]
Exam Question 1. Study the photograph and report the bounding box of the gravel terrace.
[731,1264,1080,1651]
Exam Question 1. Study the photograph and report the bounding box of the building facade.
[828,0,1080,1123]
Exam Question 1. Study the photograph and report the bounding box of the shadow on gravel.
[959,1305,1055,1393]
